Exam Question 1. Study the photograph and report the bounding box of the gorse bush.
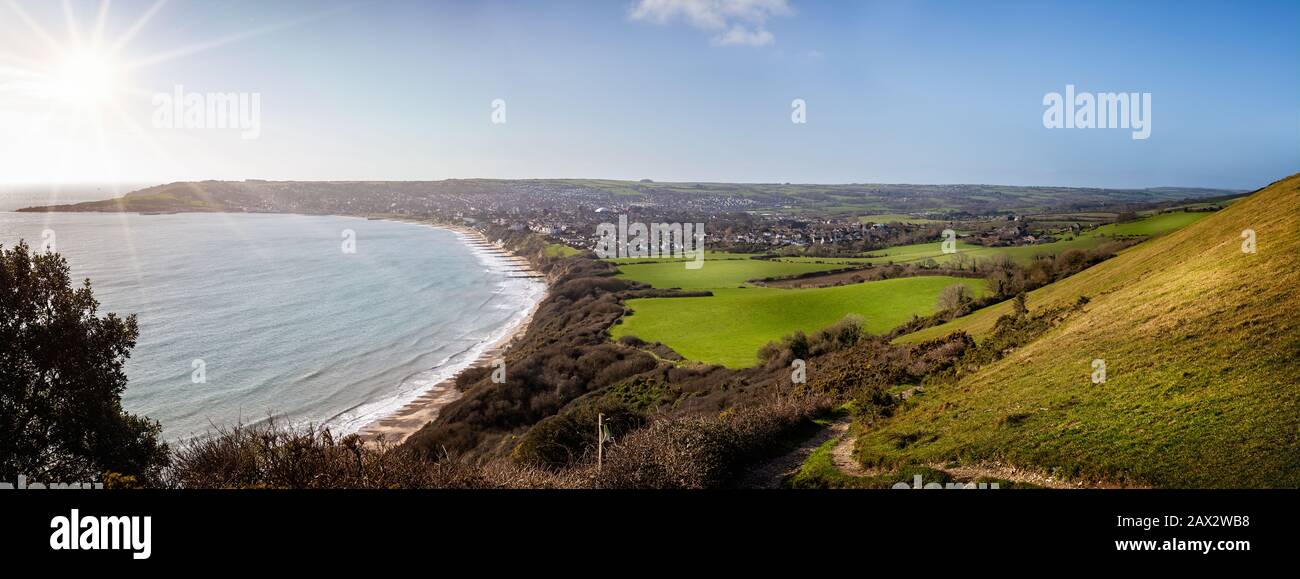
[792,332,974,423]
[593,395,833,489]
[512,398,647,468]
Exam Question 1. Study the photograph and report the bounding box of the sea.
[0,189,545,440]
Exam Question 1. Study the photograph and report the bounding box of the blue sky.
[0,0,1296,188]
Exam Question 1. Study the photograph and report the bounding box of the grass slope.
[612,276,987,368]
[544,243,582,257]
[858,174,1300,487]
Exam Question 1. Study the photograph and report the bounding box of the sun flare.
[53,50,119,104]
[0,0,336,182]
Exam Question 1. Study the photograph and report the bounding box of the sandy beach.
[355,222,545,444]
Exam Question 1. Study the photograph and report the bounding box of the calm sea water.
[0,210,544,439]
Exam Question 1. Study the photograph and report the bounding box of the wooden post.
[597,413,604,472]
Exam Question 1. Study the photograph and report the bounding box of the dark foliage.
[593,395,832,489]
[0,241,168,483]
[405,236,663,459]
[167,420,574,489]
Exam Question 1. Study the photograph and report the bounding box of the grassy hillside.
[544,243,582,257]
[18,187,227,213]
[612,276,988,368]
[857,174,1300,487]
[1099,211,1207,235]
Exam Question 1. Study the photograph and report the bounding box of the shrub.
[512,399,647,468]
[759,314,867,365]
[593,395,832,489]
[936,283,972,312]
[166,420,575,489]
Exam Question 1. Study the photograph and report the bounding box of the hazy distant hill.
[0,183,155,212]
[873,174,1300,487]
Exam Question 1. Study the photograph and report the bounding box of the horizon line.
[0,178,1257,192]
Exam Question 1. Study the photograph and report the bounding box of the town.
[24,178,1239,260]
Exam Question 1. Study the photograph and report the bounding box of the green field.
[1139,198,1239,216]
[611,276,988,367]
[544,243,582,257]
[1095,211,1208,236]
[766,257,872,265]
[855,238,1084,265]
[602,251,759,265]
[857,214,945,225]
[859,175,1300,487]
[613,258,847,289]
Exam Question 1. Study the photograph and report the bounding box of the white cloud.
[630,0,792,47]
[713,25,775,47]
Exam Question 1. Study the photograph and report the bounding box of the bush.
[759,314,867,365]
[593,395,832,489]
[512,399,647,468]
[167,420,574,489]
[936,283,972,312]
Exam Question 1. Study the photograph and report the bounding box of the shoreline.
[3,208,543,442]
[355,221,546,444]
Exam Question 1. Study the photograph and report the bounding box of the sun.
[54,50,119,105]
[0,0,340,182]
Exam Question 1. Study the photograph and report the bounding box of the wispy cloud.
[629,0,792,47]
